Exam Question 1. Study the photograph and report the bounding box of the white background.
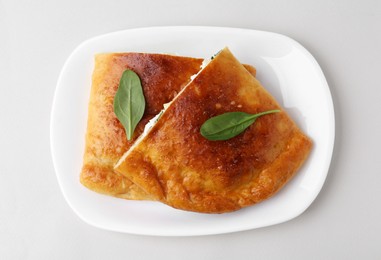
[1,0,380,259]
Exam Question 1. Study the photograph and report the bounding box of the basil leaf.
[200,109,280,141]
[114,70,146,140]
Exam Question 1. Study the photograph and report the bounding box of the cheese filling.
[142,103,170,135]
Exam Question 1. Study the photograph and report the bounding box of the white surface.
[1,0,380,258]
[51,27,334,236]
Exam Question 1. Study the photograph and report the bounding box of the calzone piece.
[80,52,256,200]
[114,48,312,213]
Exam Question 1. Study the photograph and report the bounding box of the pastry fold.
[114,48,312,213]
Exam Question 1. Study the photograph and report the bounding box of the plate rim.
[50,26,335,236]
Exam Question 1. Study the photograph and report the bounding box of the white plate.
[50,26,334,236]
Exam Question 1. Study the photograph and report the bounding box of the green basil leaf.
[114,70,146,140]
[200,109,280,141]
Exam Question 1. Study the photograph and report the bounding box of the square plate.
[50,26,334,236]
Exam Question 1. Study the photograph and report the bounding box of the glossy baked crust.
[80,52,256,199]
[114,48,312,212]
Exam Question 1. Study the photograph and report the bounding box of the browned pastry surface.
[81,52,256,199]
[114,48,312,212]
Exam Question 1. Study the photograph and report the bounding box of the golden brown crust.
[114,48,312,212]
[80,52,257,199]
